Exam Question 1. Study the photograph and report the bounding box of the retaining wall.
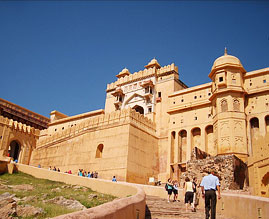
[15,164,269,219]
[16,164,146,219]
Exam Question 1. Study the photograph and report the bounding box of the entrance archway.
[133,105,144,115]
[9,140,21,161]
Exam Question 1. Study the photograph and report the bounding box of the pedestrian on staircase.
[173,180,179,202]
[192,177,198,210]
[166,178,173,202]
[200,169,221,219]
[183,177,195,212]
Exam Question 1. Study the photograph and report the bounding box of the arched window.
[262,172,269,186]
[178,130,187,162]
[96,144,104,158]
[233,99,240,112]
[191,127,201,151]
[205,125,214,155]
[221,99,228,112]
[250,117,259,129]
[171,131,176,163]
[250,117,260,144]
[133,105,144,115]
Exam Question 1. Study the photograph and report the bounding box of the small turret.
[209,48,246,79]
[116,68,131,78]
[145,58,161,69]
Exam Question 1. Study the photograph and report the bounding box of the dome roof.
[116,68,131,78]
[145,58,161,69]
[209,48,246,77]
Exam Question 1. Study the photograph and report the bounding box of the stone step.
[145,195,232,219]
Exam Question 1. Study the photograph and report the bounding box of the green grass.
[0,172,116,218]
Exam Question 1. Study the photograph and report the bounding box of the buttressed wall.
[30,108,158,184]
[0,52,268,197]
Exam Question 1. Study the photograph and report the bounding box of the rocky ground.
[0,173,115,218]
[145,195,232,219]
[0,192,44,218]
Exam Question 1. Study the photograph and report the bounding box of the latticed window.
[233,99,240,112]
[221,99,228,112]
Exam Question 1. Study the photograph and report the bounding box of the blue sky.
[0,1,268,117]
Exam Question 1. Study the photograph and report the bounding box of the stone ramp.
[145,195,231,219]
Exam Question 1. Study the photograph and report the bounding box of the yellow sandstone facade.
[0,50,268,197]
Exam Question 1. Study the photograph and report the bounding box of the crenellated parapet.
[37,108,156,148]
[157,63,178,76]
[0,115,40,136]
[106,63,178,91]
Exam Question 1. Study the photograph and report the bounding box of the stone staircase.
[145,195,231,219]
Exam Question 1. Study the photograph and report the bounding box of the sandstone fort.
[0,49,268,199]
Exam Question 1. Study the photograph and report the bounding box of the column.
[174,132,179,163]
[186,128,192,161]
[259,114,266,137]
[246,116,252,156]
[200,125,206,152]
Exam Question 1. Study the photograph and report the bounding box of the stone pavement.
[145,195,231,219]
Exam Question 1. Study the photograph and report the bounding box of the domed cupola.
[145,58,161,69]
[116,68,131,78]
[209,48,246,79]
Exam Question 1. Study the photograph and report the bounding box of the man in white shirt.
[200,169,221,219]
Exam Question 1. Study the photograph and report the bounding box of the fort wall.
[30,109,157,183]
[127,121,158,184]
[248,132,269,197]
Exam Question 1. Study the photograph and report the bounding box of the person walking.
[173,180,179,202]
[192,177,198,210]
[112,176,117,182]
[166,178,173,202]
[200,169,221,219]
[184,177,195,212]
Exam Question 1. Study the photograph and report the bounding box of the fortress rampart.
[0,115,40,136]
[107,63,178,91]
[37,108,156,148]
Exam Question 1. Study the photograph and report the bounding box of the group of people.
[165,169,221,219]
[47,166,99,178]
[165,179,179,202]
[77,169,98,178]
[48,166,61,172]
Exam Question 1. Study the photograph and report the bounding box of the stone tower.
[208,49,248,160]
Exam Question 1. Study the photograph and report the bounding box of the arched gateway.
[9,140,21,161]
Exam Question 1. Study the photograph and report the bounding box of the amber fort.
[0,49,268,206]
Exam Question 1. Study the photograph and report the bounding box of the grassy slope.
[0,172,116,218]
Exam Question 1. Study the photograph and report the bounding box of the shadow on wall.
[233,157,249,189]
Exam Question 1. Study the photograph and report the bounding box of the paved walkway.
[145,195,231,219]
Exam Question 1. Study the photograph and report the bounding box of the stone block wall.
[30,108,158,184]
[180,148,248,190]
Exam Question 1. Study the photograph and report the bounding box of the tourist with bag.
[165,178,173,202]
